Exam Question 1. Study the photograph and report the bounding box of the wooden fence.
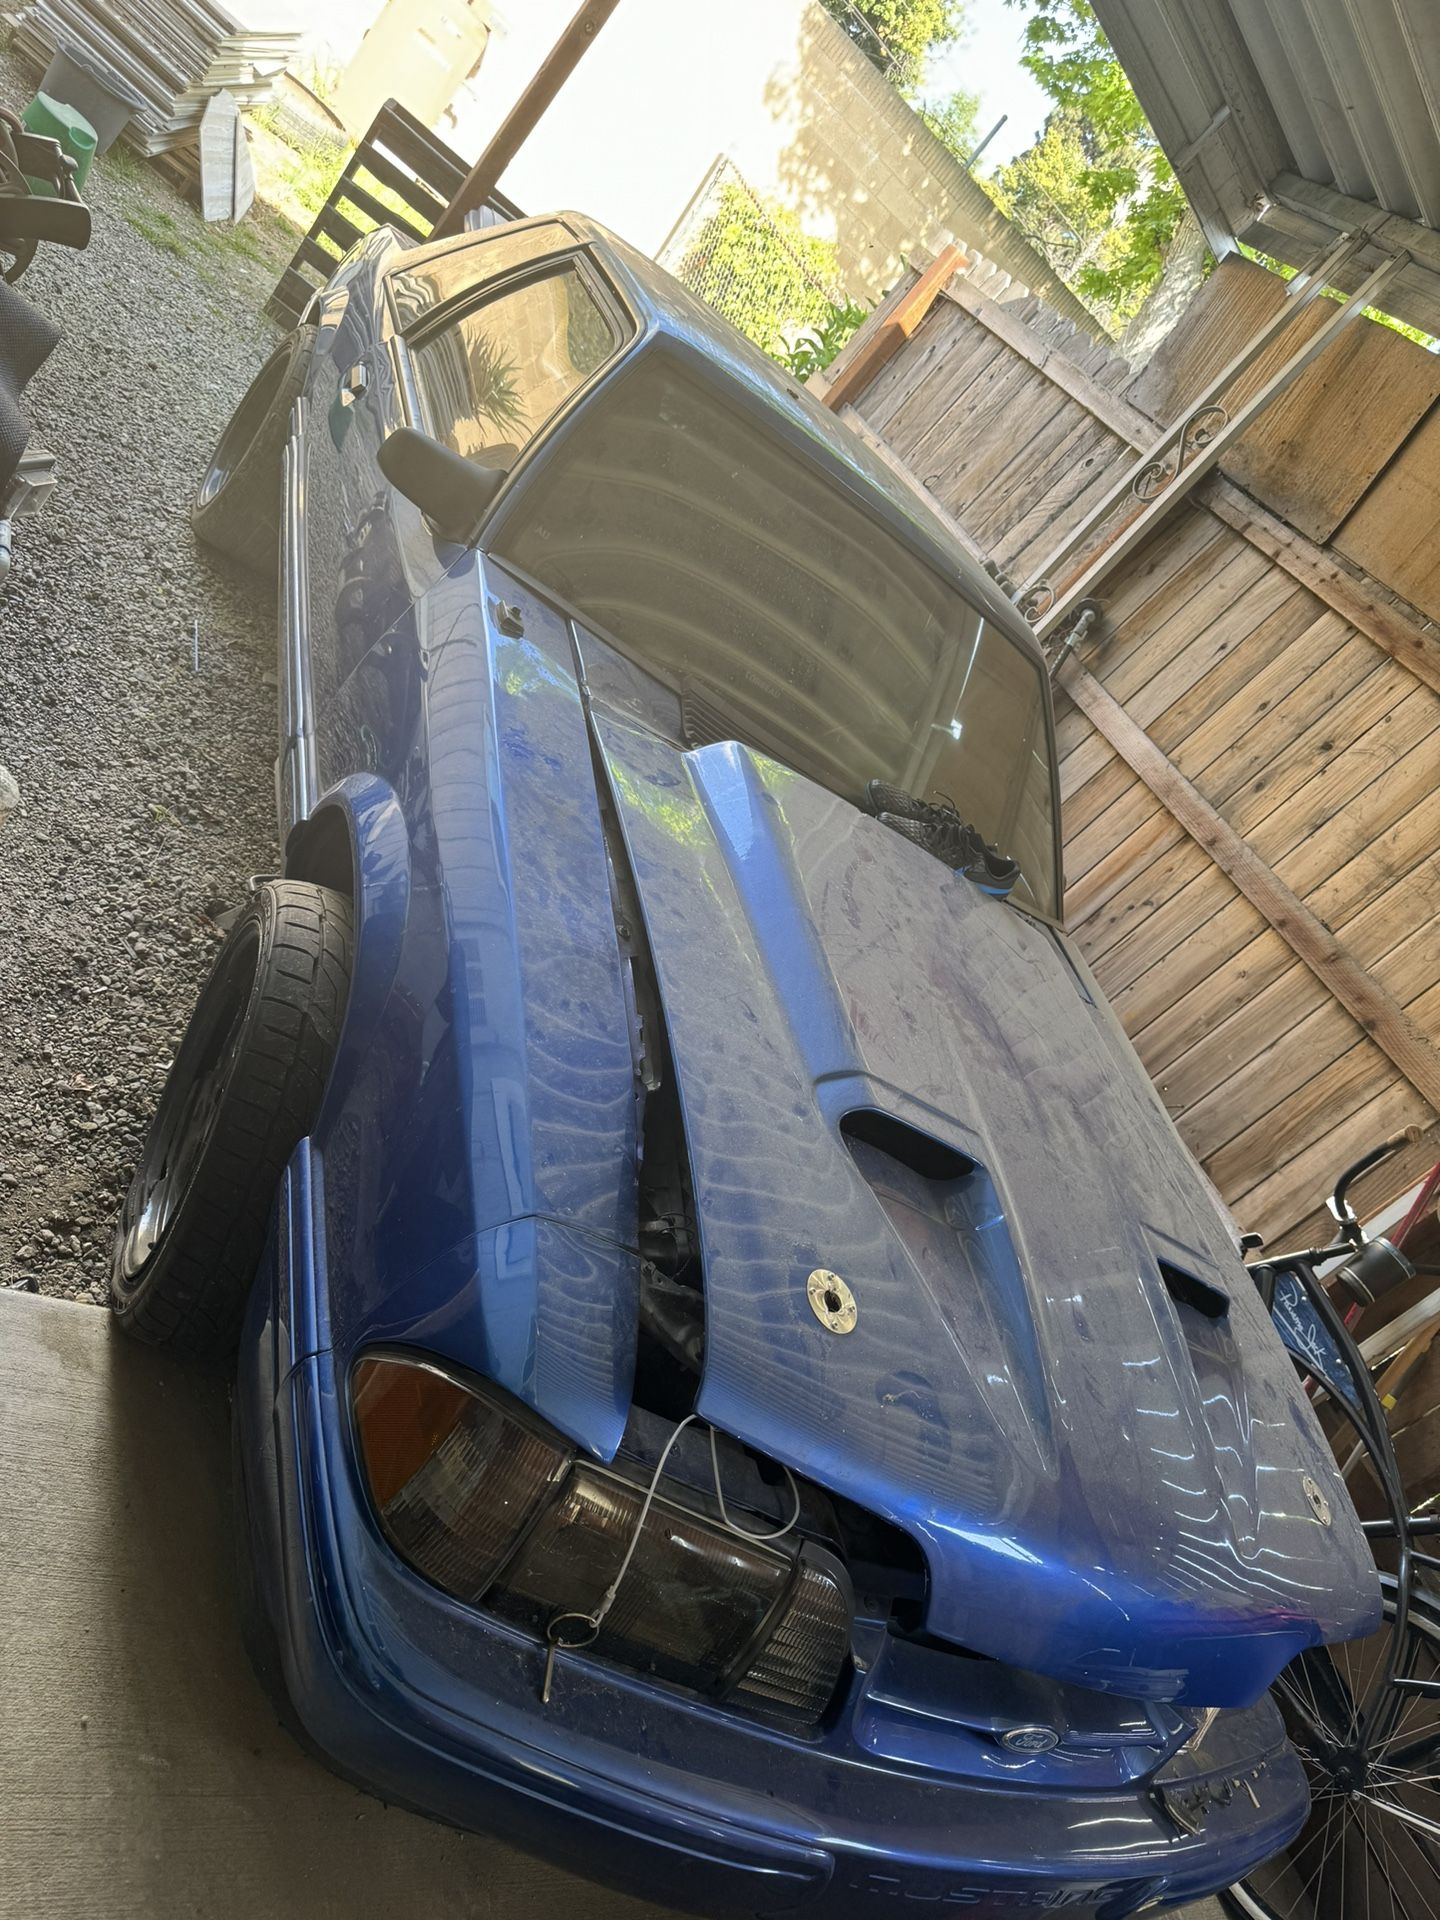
[824,260,1440,1252]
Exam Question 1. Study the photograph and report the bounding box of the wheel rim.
[1232,1580,1440,1918]
[115,919,259,1289]
[196,343,293,509]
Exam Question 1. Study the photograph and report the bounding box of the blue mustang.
[114,213,1380,1917]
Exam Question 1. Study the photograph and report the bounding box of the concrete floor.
[0,1288,673,1919]
[0,1288,1227,1920]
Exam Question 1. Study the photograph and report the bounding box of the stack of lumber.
[9,0,300,155]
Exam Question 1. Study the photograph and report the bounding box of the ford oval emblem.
[1000,1725,1060,1754]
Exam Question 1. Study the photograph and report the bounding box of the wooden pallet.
[264,98,521,328]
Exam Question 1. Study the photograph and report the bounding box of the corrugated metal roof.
[1093,0,1440,337]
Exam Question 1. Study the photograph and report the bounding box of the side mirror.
[378,427,508,545]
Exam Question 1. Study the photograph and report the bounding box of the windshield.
[495,349,1059,916]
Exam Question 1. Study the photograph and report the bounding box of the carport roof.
[1093,0,1440,337]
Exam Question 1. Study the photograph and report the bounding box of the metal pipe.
[965,115,1007,170]
[1035,245,1408,640]
[1025,227,1372,596]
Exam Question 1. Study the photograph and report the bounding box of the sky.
[924,0,1053,168]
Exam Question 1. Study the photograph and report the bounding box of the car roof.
[500,212,1045,663]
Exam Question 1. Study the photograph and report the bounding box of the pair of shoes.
[866,780,1021,898]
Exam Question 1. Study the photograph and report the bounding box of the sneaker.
[965,842,1022,899]
[876,807,1021,898]
[866,778,929,820]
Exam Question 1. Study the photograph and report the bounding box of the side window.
[408,266,620,465]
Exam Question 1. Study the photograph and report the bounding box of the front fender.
[279,571,643,1458]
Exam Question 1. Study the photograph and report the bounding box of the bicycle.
[1226,1133,1440,1918]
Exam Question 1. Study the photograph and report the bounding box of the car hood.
[588,700,1379,1708]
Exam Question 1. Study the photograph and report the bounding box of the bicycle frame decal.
[1266,1265,1363,1415]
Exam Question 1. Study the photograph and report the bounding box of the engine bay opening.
[586,727,708,1425]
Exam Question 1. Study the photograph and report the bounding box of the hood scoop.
[1159,1259,1231,1322]
[841,1109,1054,1479]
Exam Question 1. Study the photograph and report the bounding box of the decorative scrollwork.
[1133,460,1172,502]
[1181,402,1228,456]
[1015,580,1055,623]
[1130,404,1232,504]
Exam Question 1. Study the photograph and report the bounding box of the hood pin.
[1302,1474,1332,1527]
[807,1269,858,1334]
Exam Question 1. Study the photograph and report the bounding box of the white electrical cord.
[587,1411,703,1636]
[543,1414,804,1685]
[708,1423,803,1542]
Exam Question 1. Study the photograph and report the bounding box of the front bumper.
[236,1151,1311,1920]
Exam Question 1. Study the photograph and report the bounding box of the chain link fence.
[657,155,847,357]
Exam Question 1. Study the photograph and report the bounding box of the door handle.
[341,362,369,405]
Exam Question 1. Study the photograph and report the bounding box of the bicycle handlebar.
[1328,1126,1426,1237]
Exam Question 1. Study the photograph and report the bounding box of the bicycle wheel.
[1226,1576,1440,1917]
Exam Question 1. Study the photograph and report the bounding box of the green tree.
[916,86,982,162]
[821,0,967,93]
[987,109,1099,275]
[994,0,1201,349]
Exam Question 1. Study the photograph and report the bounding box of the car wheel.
[111,881,353,1359]
[192,322,317,578]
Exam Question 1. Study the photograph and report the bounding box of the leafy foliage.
[990,0,1190,330]
[464,333,528,438]
[678,182,842,357]
[776,298,871,381]
[821,0,967,92]
[916,86,983,162]
[987,111,1095,270]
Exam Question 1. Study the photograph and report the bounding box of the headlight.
[352,1350,571,1599]
[352,1350,852,1724]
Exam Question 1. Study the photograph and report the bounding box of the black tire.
[192,322,317,577]
[111,881,352,1359]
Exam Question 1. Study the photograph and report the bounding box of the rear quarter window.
[409,265,621,464]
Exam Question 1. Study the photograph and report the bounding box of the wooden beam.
[1090,0,1251,259]
[1179,0,1291,183]
[806,269,918,408]
[820,246,968,413]
[433,0,621,239]
[1362,1285,1440,1368]
[1268,171,1440,285]
[1259,173,1440,342]
[1202,476,1440,696]
[1057,658,1440,1113]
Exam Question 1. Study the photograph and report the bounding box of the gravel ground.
[0,42,298,1303]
